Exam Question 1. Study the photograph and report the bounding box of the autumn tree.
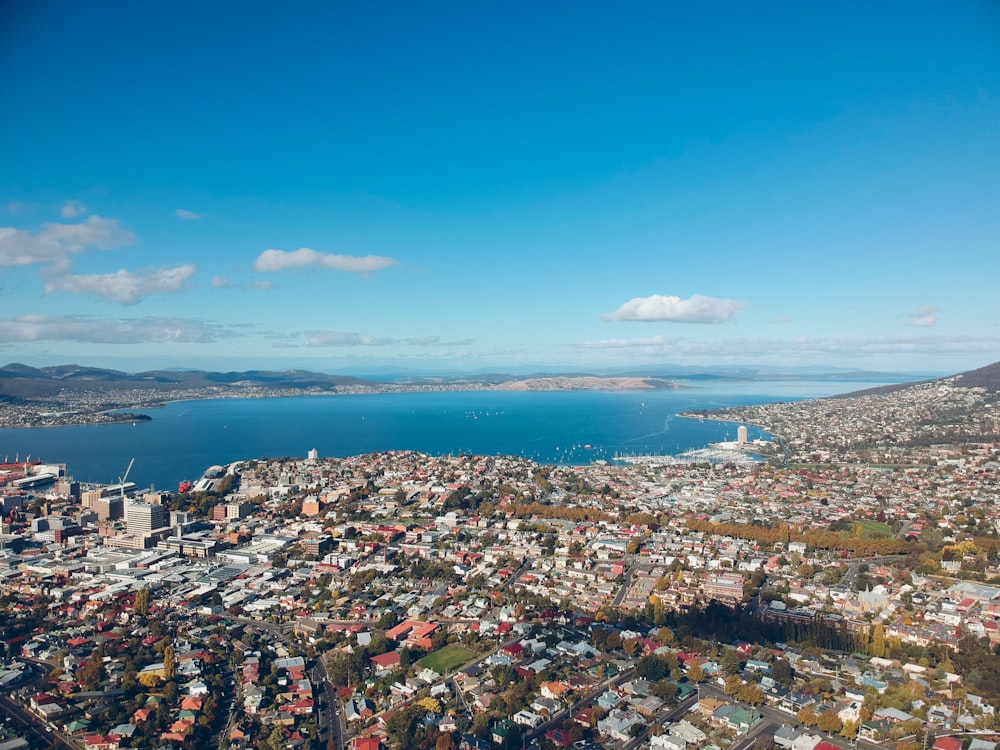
[817,710,843,734]
[724,675,744,696]
[134,587,149,617]
[163,642,176,681]
[869,623,886,658]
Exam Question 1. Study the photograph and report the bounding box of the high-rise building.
[737,425,748,445]
[126,502,169,534]
[97,496,124,521]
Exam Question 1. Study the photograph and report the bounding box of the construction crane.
[119,458,135,500]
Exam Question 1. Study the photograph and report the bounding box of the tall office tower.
[126,502,169,534]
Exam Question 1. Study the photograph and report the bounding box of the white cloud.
[45,264,196,304]
[37,215,136,251]
[61,200,87,218]
[254,247,398,275]
[176,208,203,220]
[0,215,136,266]
[769,316,793,325]
[602,294,747,323]
[0,315,231,344]
[908,307,940,328]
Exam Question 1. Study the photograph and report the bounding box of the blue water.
[0,380,893,491]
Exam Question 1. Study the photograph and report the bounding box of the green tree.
[265,726,286,750]
[721,648,742,676]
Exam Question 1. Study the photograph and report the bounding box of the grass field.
[418,644,477,674]
[854,520,893,538]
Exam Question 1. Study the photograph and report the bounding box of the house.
[933,738,962,750]
[370,651,402,671]
[774,724,800,748]
[512,710,543,728]
[667,719,707,746]
[650,734,686,750]
[598,708,646,742]
[491,718,517,747]
[83,736,119,750]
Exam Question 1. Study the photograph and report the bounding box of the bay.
[0,379,894,491]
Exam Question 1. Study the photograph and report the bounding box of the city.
[1,367,999,750]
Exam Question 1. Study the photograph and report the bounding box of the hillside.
[0,363,373,400]
[703,359,1000,453]
[830,359,1000,400]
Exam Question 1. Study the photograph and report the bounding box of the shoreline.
[2,380,694,429]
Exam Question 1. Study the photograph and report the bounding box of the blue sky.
[1,2,998,375]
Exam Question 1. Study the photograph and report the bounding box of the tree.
[817,709,843,734]
[139,672,161,688]
[724,675,744,696]
[721,648,742,676]
[739,683,765,705]
[163,642,176,681]
[797,706,818,727]
[870,623,886,658]
[265,726,286,750]
[435,734,455,750]
[771,658,793,686]
[687,664,706,683]
[651,680,678,705]
[78,646,106,689]
[134,587,149,617]
[417,696,442,714]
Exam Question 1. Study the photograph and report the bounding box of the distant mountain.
[0,363,375,400]
[330,362,928,381]
[0,360,960,403]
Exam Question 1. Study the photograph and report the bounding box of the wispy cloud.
[175,208,203,220]
[44,264,196,304]
[7,201,35,216]
[577,333,999,360]
[0,215,136,267]
[908,307,940,328]
[61,200,87,218]
[769,316,793,325]
[254,247,398,275]
[602,294,746,323]
[212,276,274,291]
[579,335,676,349]
[0,314,232,344]
[304,331,472,348]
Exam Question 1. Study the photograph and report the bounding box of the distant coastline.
[1,376,691,428]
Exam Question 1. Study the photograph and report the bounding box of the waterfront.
[0,379,896,490]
